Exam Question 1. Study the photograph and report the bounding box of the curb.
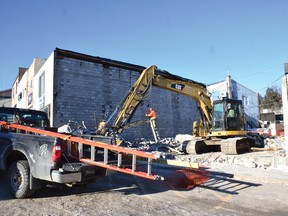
[206,165,288,186]
[232,173,288,186]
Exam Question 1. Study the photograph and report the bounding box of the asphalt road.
[0,166,287,216]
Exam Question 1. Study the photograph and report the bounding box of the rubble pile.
[127,135,287,169]
[264,137,286,150]
[126,137,181,158]
[175,152,272,169]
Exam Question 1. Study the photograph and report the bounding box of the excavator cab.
[212,98,245,132]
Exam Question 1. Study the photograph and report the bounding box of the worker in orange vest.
[146,108,157,128]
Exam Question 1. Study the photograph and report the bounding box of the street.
[0,165,287,216]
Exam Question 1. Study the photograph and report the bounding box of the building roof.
[54,48,207,88]
[0,98,11,107]
[208,80,226,86]
[208,78,257,94]
[0,89,11,99]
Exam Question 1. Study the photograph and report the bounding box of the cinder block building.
[0,89,12,107]
[12,48,199,140]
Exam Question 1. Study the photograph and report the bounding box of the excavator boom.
[111,65,213,137]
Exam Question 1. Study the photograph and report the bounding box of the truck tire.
[7,160,35,198]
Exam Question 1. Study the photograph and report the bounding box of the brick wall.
[53,56,199,140]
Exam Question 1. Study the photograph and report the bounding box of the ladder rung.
[91,146,95,161]
[80,158,160,180]
[67,141,72,156]
[104,148,108,165]
[78,143,83,159]
[132,154,136,172]
[118,153,122,167]
[147,158,152,176]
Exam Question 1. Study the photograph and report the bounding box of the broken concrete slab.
[127,135,288,170]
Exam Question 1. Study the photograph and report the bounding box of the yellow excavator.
[107,65,255,155]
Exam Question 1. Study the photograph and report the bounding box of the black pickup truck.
[0,107,106,198]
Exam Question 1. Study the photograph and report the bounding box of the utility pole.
[226,71,232,99]
[282,63,288,160]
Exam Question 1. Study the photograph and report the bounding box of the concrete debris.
[127,135,287,170]
[125,137,180,159]
[264,137,286,149]
[174,152,276,169]
[175,134,194,144]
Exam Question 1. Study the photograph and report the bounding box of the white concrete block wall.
[53,56,199,140]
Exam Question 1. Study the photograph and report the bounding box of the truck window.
[0,108,49,128]
[18,111,49,127]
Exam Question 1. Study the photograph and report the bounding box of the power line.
[258,75,283,92]
[234,70,273,79]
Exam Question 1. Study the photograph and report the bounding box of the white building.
[12,59,46,109]
[207,74,260,129]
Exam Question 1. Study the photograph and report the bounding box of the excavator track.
[183,137,254,155]
[183,139,219,154]
[220,137,253,155]
[184,139,208,154]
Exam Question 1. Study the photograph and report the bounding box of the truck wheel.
[7,160,35,198]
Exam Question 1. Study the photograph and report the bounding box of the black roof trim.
[55,48,146,72]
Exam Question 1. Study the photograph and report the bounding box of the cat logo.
[171,84,185,91]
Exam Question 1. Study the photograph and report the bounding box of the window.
[29,80,33,88]
[18,92,22,101]
[28,93,33,106]
[246,96,250,106]
[275,114,283,122]
[212,102,225,131]
[39,72,45,98]
[242,95,249,107]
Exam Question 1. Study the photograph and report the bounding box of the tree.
[260,86,282,110]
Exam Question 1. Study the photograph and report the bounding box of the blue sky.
[1,0,287,96]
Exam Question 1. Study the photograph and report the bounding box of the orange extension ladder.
[0,121,163,181]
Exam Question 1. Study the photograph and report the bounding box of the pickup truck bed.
[0,107,106,198]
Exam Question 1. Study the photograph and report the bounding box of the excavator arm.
[108,65,254,155]
[111,65,155,131]
[110,65,213,136]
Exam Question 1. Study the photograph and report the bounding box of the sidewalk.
[153,150,288,185]
[206,165,288,185]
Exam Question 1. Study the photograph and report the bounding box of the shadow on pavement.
[0,165,262,200]
[198,169,262,195]
[156,167,261,195]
